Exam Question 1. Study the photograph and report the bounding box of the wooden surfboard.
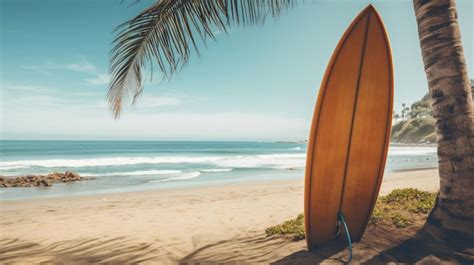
[304,5,393,250]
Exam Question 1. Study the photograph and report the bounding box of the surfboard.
[304,5,393,250]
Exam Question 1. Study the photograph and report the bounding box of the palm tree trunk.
[413,0,474,238]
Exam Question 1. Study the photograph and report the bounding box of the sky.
[0,0,472,141]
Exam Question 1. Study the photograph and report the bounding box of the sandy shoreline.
[0,169,439,264]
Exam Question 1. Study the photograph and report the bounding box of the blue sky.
[0,0,472,141]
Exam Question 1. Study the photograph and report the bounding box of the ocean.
[0,141,437,200]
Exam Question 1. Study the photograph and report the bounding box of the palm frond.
[108,0,297,118]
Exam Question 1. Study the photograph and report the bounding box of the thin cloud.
[85,73,110,85]
[1,83,186,115]
[1,83,53,93]
[136,95,182,108]
[22,58,97,75]
[64,61,96,73]
[1,82,106,112]
[131,93,207,110]
[20,63,55,75]
[2,108,307,141]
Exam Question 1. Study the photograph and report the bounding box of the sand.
[0,169,440,264]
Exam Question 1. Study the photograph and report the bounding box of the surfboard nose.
[360,4,381,18]
[365,4,376,13]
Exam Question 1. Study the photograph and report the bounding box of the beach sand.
[0,169,440,264]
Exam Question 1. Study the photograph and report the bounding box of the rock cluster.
[0,172,92,188]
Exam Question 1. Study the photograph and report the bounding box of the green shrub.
[381,188,436,214]
[369,207,384,224]
[265,213,305,240]
[390,213,411,228]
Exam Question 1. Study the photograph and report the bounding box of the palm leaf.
[108,0,297,118]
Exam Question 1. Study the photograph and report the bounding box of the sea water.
[0,141,437,200]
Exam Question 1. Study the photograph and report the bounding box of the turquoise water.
[0,141,437,200]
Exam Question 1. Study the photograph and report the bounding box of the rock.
[37,179,52,187]
[0,171,90,188]
[64,171,81,181]
[47,173,63,181]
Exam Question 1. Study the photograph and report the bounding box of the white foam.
[272,165,305,170]
[289,147,302,150]
[199,168,233,172]
[0,153,306,170]
[388,146,436,156]
[0,156,222,169]
[149,171,201,183]
[0,165,30,171]
[214,153,306,168]
[82,170,182,177]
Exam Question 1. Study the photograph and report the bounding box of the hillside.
[391,80,473,144]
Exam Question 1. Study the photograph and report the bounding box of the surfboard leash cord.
[337,212,353,263]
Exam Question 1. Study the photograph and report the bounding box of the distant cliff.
[391,80,473,144]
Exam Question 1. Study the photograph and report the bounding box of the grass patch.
[369,188,437,228]
[265,213,305,240]
[265,188,437,239]
[379,188,436,214]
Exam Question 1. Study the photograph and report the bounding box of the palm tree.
[413,0,474,238]
[107,0,474,239]
[404,106,411,119]
[401,103,407,120]
[393,112,401,122]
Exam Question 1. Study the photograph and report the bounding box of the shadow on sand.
[0,237,169,264]
[179,236,349,264]
[362,229,474,264]
[2,229,472,264]
[179,226,474,264]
